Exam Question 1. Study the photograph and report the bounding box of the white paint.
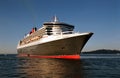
[17,32,91,49]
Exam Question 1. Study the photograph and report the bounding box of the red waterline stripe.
[18,54,80,59]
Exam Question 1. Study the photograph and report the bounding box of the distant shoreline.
[82,49,120,54]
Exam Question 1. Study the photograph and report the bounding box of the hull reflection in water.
[18,58,84,78]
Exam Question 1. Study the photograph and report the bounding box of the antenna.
[53,15,59,22]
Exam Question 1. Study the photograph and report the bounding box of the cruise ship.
[17,16,93,59]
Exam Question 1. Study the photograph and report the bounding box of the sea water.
[0,54,120,78]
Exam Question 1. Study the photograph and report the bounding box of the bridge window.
[46,27,53,35]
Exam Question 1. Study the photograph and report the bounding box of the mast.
[53,15,59,22]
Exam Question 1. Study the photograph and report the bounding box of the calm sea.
[0,54,120,78]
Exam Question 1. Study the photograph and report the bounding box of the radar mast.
[53,15,59,22]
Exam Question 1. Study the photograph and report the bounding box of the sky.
[0,0,120,54]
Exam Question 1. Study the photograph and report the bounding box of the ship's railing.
[45,31,74,35]
[61,31,73,35]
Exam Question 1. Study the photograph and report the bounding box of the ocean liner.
[17,16,93,59]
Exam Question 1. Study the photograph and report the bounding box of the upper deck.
[19,16,75,45]
[43,16,74,35]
